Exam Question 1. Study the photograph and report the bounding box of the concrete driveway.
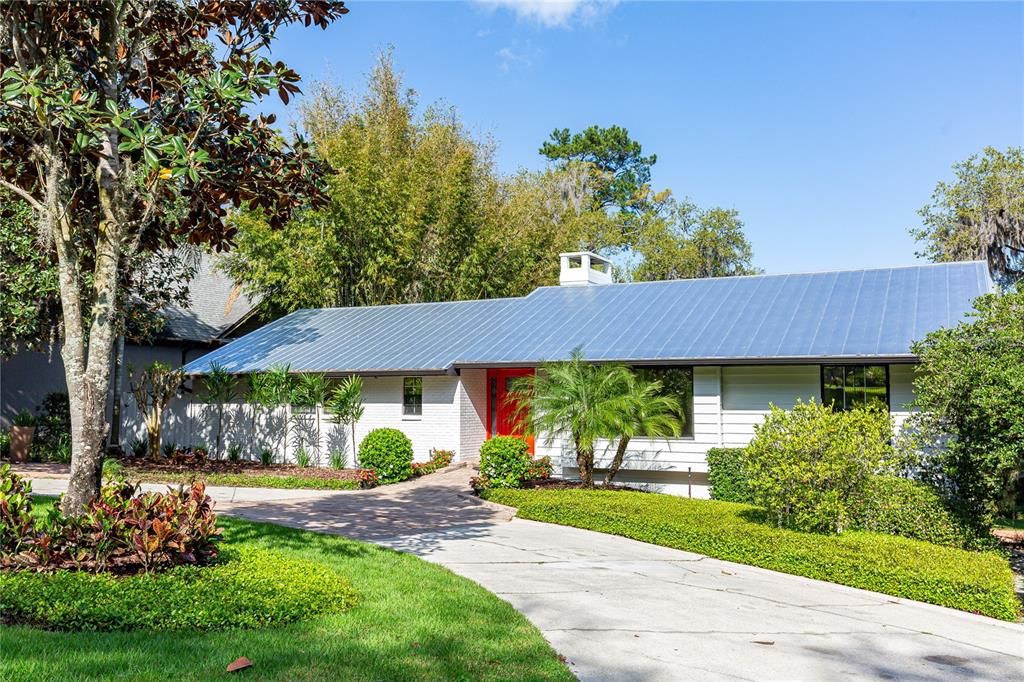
[24,467,1024,681]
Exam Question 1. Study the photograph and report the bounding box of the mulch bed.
[122,459,361,482]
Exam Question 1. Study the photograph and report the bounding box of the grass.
[483,488,1020,622]
[1,499,572,681]
[124,469,360,491]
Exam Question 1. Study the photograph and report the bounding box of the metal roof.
[183,261,993,375]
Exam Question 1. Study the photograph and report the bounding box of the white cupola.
[559,251,613,287]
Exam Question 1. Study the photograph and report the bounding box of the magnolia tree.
[0,1,349,513]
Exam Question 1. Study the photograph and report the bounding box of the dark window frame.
[402,376,423,417]
[632,365,695,439]
[819,364,890,412]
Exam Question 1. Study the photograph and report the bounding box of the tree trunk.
[350,420,357,466]
[603,436,631,488]
[216,403,224,460]
[576,446,594,487]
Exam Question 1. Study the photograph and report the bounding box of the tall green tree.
[224,52,585,313]
[510,350,633,487]
[540,125,656,215]
[906,286,1024,533]
[1,1,348,513]
[913,146,1024,285]
[631,194,759,281]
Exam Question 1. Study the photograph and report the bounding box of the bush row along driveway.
[24,468,1024,682]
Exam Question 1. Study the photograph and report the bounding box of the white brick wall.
[458,369,487,461]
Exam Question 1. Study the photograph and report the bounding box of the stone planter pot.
[9,425,35,463]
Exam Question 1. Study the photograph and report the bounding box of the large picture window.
[635,366,695,438]
[821,365,888,411]
[403,377,423,416]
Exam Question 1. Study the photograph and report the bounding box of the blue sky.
[263,1,1023,274]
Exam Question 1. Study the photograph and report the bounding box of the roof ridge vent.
[559,251,613,287]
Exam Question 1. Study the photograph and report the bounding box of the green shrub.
[101,457,125,481]
[482,487,1019,621]
[745,400,894,533]
[295,447,312,468]
[357,428,413,484]
[12,410,35,427]
[0,546,357,631]
[479,437,531,489]
[259,447,274,466]
[0,430,9,458]
[329,450,346,469]
[226,443,242,462]
[412,448,454,477]
[129,438,147,458]
[853,475,982,550]
[0,464,34,553]
[707,447,751,503]
[526,455,553,481]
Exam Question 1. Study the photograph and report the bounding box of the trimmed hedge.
[479,437,531,489]
[706,447,751,503]
[853,476,981,550]
[482,488,1019,621]
[358,428,414,484]
[126,469,360,491]
[0,546,357,631]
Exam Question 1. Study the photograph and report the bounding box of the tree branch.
[0,178,44,212]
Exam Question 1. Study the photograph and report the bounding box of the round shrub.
[357,428,414,484]
[0,546,357,631]
[852,475,981,550]
[479,436,531,489]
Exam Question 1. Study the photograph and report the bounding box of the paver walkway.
[22,466,1024,681]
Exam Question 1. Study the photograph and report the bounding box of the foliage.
[852,476,981,550]
[101,457,125,482]
[509,350,633,486]
[540,125,656,215]
[1,546,356,632]
[913,146,1024,285]
[326,374,365,462]
[905,286,1024,533]
[248,364,295,464]
[357,429,414,484]
[295,448,312,468]
[602,372,682,486]
[0,194,59,356]
[526,456,554,481]
[12,410,35,427]
[0,431,10,458]
[226,444,242,463]
[259,448,274,467]
[223,52,586,313]
[129,438,147,458]
[0,510,572,681]
[0,0,348,514]
[412,448,454,477]
[744,400,895,533]
[356,468,380,489]
[483,488,1019,621]
[30,392,70,462]
[479,437,531,489]
[126,469,360,492]
[0,465,34,554]
[631,196,760,281]
[199,363,237,460]
[293,373,328,459]
[128,362,184,459]
[329,450,347,470]
[706,448,752,503]
[1,469,220,574]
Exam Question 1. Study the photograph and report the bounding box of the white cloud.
[496,42,542,71]
[478,1,619,29]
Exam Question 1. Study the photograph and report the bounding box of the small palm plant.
[509,349,632,487]
[264,364,294,464]
[326,375,364,466]
[293,373,329,464]
[602,374,682,487]
[201,363,237,460]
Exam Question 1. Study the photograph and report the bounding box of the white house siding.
[720,365,821,446]
[889,364,916,430]
[359,375,461,462]
[457,369,487,461]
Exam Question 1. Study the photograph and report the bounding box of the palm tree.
[294,373,329,463]
[509,349,632,487]
[246,372,272,460]
[265,364,294,464]
[326,375,364,465]
[201,362,237,460]
[603,374,682,487]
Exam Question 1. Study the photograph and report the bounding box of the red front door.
[486,368,535,454]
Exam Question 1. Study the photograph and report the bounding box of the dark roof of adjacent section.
[159,254,256,344]
[183,261,993,375]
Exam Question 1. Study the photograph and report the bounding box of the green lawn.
[483,488,1020,621]
[1,506,572,681]
[123,468,360,491]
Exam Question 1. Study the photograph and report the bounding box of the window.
[635,366,695,438]
[403,377,423,417]
[821,365,888,411]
